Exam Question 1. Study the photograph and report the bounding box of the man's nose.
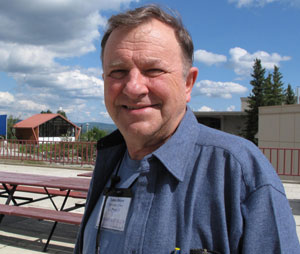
[122,69,148,99]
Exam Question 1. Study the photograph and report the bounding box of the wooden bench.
[0,203,83,224]
[0,204,83,251]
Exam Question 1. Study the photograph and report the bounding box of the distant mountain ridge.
[75,122,116,133]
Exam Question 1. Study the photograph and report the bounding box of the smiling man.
[74,5,300,254]
[102,18,197,160]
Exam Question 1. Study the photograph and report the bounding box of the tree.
[7,115,20,139]
[263,66,285,106]
[285,84,296,104]
[80,126,107,141]
[244,59,266,144]
[57,110,67,119]
[41,109,52,113]
[262,73,273,106]
[271,65,285,105]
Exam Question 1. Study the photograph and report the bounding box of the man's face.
[102,19,197,147]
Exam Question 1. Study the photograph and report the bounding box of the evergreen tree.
[244,58,266,144]
[271,65,284,105]
[57,110,67,119]
[285,84,296,104]
[41,109,52,114]
[263,73,273,106]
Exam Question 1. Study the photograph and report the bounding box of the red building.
[13,114,81,142]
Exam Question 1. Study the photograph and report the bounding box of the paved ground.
[0,162,299,253]
[0,163,91,254]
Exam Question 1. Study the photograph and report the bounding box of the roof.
[193,111,247,117]
[13,114,79,129]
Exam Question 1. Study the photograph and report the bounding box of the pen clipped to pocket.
[173,247,181,254]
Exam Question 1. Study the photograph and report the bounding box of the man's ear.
[185,67,198,102]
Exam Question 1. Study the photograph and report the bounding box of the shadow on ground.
[289,199,300,216]
[0,216,78,253]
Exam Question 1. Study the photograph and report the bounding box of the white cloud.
[193,80,248,99]
[0,92,15,105]
[197,106,215,112]
[0,42,55,73]
[0,0,138,121]
[0,91,50,115]
[18,100,48,111]
[194,50,227,66]
[227,105,236,111]
[229,47,291,76]
[229,0,276,7]
[100,111,110,118]
[229,0,300,7]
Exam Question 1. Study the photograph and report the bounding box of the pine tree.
[244,59,266,144]
[57,110,67,119]
[41,109,52,114]
[271,65,284,105]
[263,73,273,106]
[285,84,296,104]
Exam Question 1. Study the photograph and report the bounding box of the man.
[75,5,300,254]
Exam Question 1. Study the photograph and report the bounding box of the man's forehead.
[106,18,178,49]
[103,18,182,68]
[106,57,164,68]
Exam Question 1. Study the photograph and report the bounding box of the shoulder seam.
[194,143,281,203]
[242,184,286,205]
[196,143,247,191]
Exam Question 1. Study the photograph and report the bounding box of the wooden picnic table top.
[77,171,93,177]
[0,171,91,192]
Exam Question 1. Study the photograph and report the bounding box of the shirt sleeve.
[241,184,300,253]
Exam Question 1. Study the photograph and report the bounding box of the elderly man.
[75,5,300,254]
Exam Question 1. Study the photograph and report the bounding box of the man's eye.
[109,70,128,79]
[145,69,164,77]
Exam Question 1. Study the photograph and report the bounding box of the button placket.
[123,159,157,254]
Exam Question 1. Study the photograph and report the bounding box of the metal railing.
[1,140,299,174]
[260,147,300,176]
[0,139,97,166]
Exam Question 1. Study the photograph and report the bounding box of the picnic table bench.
[0,204,83,225]
[0,171,90,252]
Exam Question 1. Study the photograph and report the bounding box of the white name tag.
[101,196,131,231]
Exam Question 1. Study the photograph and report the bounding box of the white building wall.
[39,137,75,142]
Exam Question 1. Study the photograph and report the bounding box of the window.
[39,117,75,137]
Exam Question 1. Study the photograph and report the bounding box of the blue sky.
[0,0,299,123]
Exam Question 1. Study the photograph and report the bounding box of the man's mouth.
[122,104,157,110]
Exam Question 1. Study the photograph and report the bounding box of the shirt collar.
[153,107,199,182]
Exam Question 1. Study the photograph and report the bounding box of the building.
[258,104,300,149]
[193,111,246,136]
[13,114,81,142]
[193,98,247,137]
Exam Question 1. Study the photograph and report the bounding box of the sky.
[0,0,299,124]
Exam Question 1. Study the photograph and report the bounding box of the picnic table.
[77,171,93,177]
[0,171,90,252]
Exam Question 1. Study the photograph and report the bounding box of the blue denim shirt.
[75,107,300,254]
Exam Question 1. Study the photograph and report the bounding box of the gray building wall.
[194,112,246,137]
[258,104,300,149]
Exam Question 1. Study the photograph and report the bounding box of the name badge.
[100,188,132,232]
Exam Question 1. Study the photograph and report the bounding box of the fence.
[260,147,300,176]
[0,139,97,166]
[1,140,299,173]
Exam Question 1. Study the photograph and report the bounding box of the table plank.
[0,171,90,192]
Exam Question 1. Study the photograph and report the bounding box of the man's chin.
[124,122,157,137]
